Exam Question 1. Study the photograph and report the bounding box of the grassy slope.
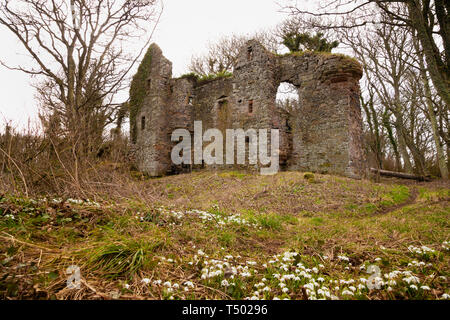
[0,171,449,300]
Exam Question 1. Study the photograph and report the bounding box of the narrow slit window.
[248,100,254,114]
[247,47,253,60]
[141,116,146,130]
[188,96,194,105]
[147,78,151,89]
[286,119,291,131]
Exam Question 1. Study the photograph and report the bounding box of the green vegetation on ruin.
[129,45,154,144]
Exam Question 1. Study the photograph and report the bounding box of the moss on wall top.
[129,45,154,144]
[178,70,233,87]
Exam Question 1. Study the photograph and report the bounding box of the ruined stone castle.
[130,40,367,178]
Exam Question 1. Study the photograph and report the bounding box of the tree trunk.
[370,168,430,181]
[407,1,450,107]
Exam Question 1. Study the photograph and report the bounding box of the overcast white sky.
[0,0,313,130]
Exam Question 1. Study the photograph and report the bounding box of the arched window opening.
[276,82,299,111]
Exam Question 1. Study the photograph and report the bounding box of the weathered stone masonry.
[131,40,367,178]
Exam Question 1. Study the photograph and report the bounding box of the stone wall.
[131,41,367,178]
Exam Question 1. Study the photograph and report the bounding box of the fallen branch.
[370,168,431,182]
[0,232,59,253]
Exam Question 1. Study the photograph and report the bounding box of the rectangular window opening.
[248,100,254,114]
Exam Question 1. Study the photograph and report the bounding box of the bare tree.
[281,0,449,111]
[188,32,280,77]
[0,0,162,156]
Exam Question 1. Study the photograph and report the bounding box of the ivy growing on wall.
[129,45,154,143]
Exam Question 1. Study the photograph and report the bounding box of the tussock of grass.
[87,239,163,278]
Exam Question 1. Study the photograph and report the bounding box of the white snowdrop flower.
[273,297,280,300]
[318,264,324,269]
[387,287,393,292]
[442,241,450,250]
[403,276,420,284]
[167,258,174,263]
[410,285,418,290]
[312,267,319,274]
[359,278,367,283]
[334,286,340,291]
[184,281,194,288]
[172,283,179,289]
[184,287,189,292]
[440,293,450,299]
[294,276,300,281]
[124,284,130,289]
[420,286,430,291]
[282,287,289,293]
[153,280,162,285]
[163,281,172,288]
[342,289,354,296]
[374,258,381,262]
[198,250,205,256]
[247,261,257,266]
[338,256,349,262]
[262,278,267,282]
[388,280,397,286]
[279,282,286,288]
[263,286,271,292]
[358,284,366,290]
[304,283,315,290]
[380,246,386,250]
[323,255,329,260]
[345,267,350,270]
[221,280,230,287]
[141,278,151,285]
[349,286,356,292]
[166,288,173,293]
